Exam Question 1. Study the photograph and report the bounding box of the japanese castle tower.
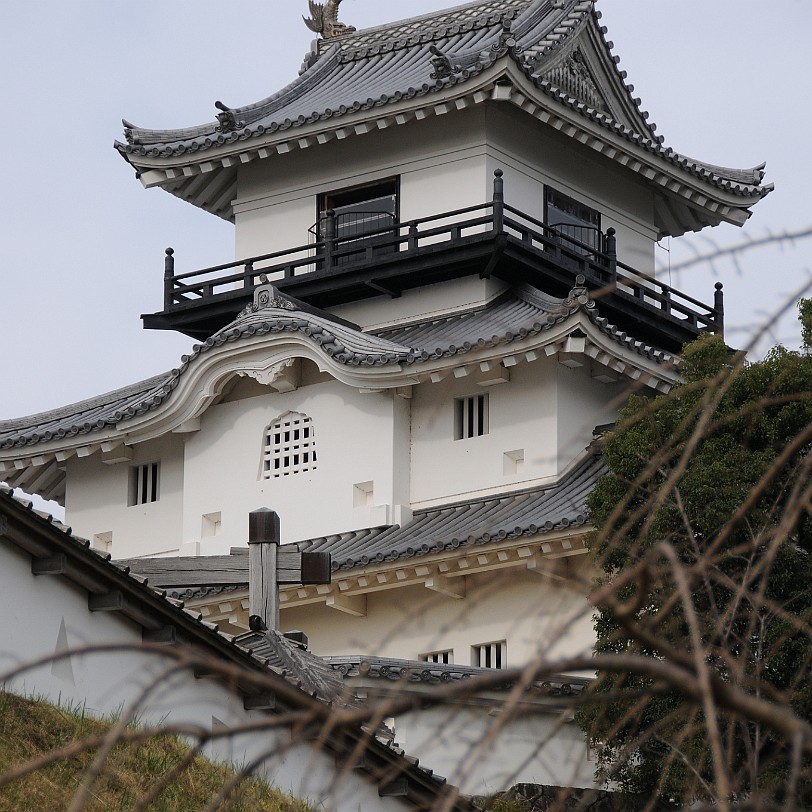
[1,0,767,685]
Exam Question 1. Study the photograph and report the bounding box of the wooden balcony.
[143,172,724,353]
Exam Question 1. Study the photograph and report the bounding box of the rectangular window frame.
[129,462,160,506]
[419,649,454,665]
[471,640,506,669]
[454,393,489,440]
[544,186,601,253]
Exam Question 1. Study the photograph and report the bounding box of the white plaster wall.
[556,365,623,474]
[65,435,185,560]
[330,276,507,332]
[0,538,410,811]
[485,104,657,274]
[394,704,596,794]
[283,559,596,668]
[181,377,407,551]
[411,357,562,506]
[233,109,491,262]
[231,102,658,289]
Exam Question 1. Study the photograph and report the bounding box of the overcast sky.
[2,0,811,425]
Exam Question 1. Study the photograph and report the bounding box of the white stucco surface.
[283,558,596,668]
[0,537,417,811]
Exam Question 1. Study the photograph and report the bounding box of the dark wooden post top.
[248,508,281,632]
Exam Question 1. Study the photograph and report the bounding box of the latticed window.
[129,462,160,506]
[262,412,317,478]
[454,394,488,440]
[471,640,506,669]
[420,649,454,665]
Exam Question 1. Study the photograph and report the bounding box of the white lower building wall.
[0,538,411,811]
[283,558,596,668]
[393,702,596,796]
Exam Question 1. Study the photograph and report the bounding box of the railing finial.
[714,282,725,337]
[604,228,617,277]
[492,169,504,234]
[163,248,175,310]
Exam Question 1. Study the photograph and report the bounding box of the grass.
[0,691,311,811]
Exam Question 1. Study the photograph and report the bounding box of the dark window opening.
[315,178,399,265]
[545,187,601,253]
[455,394,488,440]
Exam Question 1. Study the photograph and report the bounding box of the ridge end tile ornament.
[304,0,357,40]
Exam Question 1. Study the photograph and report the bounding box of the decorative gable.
[542,46,606,113]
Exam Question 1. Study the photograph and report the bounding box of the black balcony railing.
[156,170,724,349]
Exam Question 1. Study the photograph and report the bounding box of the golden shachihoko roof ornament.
[303,0,356,39]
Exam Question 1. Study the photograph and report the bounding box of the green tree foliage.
[576,309,812,808]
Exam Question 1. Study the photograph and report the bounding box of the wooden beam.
[425,572,465,599]
[31,554,68,576]
[243,694,276,711]
[326,593,367,617]
[118,549,330,588]
[379,779,409,797]
[88,591,126,612]
[143,626,177,644]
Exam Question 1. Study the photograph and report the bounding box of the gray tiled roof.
[302,452,604,571]
[0,284,666,453]
[325,654,590,695]
[116,0,767,200]
[161,451,603,604]
[234,629,349,703]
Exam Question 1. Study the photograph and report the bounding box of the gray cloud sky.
[3,0,811,423]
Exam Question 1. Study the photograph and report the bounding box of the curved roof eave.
[117,60,768,232]
[0,284,677,497]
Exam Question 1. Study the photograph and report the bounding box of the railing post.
[324,209,336,270]
[604,228,617,278]
[244,260,254,288]
[163,247,175,310]
[408,222,418,252]
[248,508,281,632]
[714,282,725,337]
[492,169,504,234]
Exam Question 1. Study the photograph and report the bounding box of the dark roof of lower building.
[302,452,603,571]
[325,654,590,696]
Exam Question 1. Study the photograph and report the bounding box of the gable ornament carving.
[543,48,607,112]
[239,358,300,391]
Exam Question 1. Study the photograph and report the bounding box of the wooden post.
[492,169,504,234]
[604,228,617,278]
[324,209,336,270]
[248,508,281,632]
[163,247,175,310]
[714,282,725,338]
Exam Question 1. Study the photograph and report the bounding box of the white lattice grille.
[455,393,488,440]
[263,413,317,478]
[471,640,506,669]
[129,462,160,506]
[420,650,454,665]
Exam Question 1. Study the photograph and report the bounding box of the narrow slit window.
[454,394,488,440]
[420,650,454,665]
[262,413,317,479]
[129,462,160,506]
[471,640,506,669]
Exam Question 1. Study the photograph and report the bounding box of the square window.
[471,640,506,669]
[454,394,488,440]
[262,413,317,479]
[128,462,160,506]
